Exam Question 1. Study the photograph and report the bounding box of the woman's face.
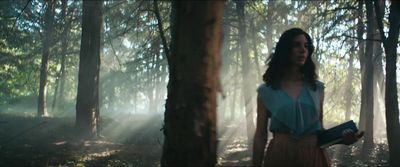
[289,34,309,67]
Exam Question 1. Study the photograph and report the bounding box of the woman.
[252,28,361,167]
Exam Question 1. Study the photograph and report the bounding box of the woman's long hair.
[262,28,317,90]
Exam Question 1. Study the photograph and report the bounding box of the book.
[317,120,359,148]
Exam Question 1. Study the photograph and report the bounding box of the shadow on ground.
[0,112,390,167]
[0,113,162,166]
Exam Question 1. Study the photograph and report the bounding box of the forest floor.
[0,111,390,167]
[0,112,163,167]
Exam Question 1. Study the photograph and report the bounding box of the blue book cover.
[317,120,359,148]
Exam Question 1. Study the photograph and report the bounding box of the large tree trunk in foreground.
[384,3,400,166]
[37,0,55,117]
[374,0,400,166]
[161,1,224,166]
[75,0,103,138]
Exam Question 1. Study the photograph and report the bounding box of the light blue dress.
[257,81,325,138]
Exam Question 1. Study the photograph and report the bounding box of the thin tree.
[37,0,55,117]
[75,0,103,138]
[250,18,261,82]
[161,1,225,166]
[359,0,376,155]
[370,0,385,141]
[58,0,70,111]
[51,0,69,113]
[264,0,275,55]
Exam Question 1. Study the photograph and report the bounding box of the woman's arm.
[252,94,269,167]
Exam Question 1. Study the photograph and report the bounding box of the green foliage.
[0,2,42,104]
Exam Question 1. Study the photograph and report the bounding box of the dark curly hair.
[262,28,317,90]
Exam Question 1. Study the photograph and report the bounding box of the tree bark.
[51,69,60,112]
[372,29,385,140]
[358,1,366,131]
[161,1,224,166]
[374,0,400,166]
[58,0,69,111]
[235,0,255,147]
[76,0,103,138]
[360,0,375,156]
[356,1,367,142]
[37,0,55,117]
[357,0,365,72]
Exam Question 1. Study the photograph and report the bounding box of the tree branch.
[153,0,170,63]
[326,34,382,42]
[326,6,357,12]
[105,30,123,69]
[12,0,32,30]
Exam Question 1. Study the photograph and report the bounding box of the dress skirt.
[263,133,331,167]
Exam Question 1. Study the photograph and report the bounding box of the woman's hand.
[340,130,364,145]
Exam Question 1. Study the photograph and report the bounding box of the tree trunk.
[230,79,237,121]
[370,0,386,140]
[357,0,366,130]
[373,32,385,139]
[146,50,155,113]
[51,0,69,113]
[58,0,69,111]
[360,0,375,156]
[37,0,55,117]
[76,0,103,138]
[250,18,261,82]
[357,0,365,75]
[161,1,224,166]
[374,0,400,166]
[264,0,275,55]
[51,70,60,113]
[345,41,355,122]
[235,0,255,148]
[338,30,356,164]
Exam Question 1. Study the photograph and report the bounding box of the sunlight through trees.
[0,0,399,166]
